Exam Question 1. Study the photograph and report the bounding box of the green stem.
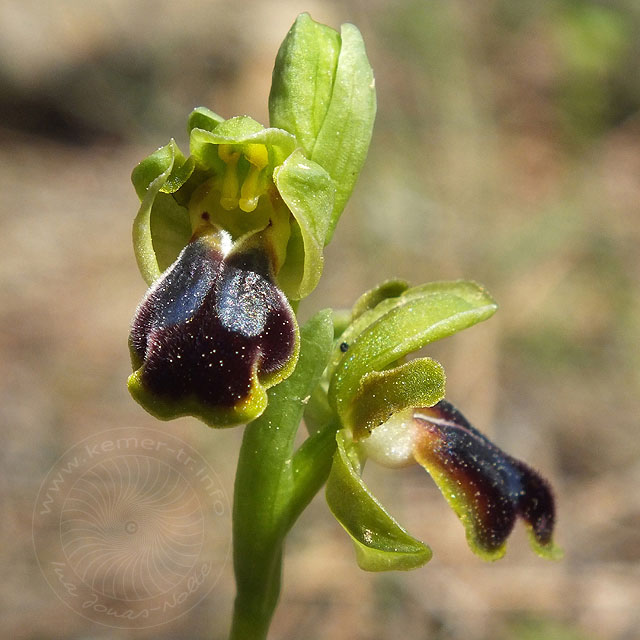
[228,310,336,640]
[229,420,290,640]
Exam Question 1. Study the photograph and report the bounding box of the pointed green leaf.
[273,148,335,299]
[131,139,192,284]
[326,430,432,571]
[345,358,446,439]
[329,281,497,419]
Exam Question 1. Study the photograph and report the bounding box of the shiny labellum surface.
[128,234,298,426]
[412,400,559,560]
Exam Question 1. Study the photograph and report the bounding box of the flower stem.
[228,310,336,640]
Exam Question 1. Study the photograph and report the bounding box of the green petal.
[344,358,445,439]
[329,281,497,422]
[273,148,335,299]
[131,139,193,284]
[326,430,432,571]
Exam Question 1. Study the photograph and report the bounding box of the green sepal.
[345,358,445,440]
[269,14,376,242]
[131,139,192,284]
[329,281,498,421]
[273,148,335,299]
[326,430,432,571]
[326,282,424,377]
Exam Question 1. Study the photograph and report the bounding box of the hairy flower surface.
[363,400,559,560]
[128,230,298,427]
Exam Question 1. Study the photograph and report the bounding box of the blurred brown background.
[1,1,639,639]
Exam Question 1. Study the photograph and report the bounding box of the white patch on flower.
[219,229,233,256]
[360,408,416,468]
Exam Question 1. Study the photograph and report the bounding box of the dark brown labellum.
[413,400,557,557]
[129,234,297,424]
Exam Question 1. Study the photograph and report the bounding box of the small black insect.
[339,342,349,353]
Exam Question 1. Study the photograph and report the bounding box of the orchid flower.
[125,15,560,640]
[128,14,374,427]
